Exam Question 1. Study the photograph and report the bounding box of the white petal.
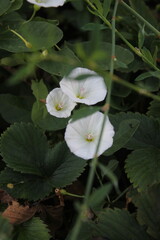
[65,111,115,160]
[27,0,65,7]
[60,67,107,105]
[46,88,76,118]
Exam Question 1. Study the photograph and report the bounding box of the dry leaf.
[0,189,13,203]
[2,200,37,225]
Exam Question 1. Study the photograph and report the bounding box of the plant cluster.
[0,0,160,240]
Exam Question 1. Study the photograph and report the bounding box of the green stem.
[112,186,130,204]
[25,4,41,23]
[121,1,160,37]
[60,189,84,198]
[70,1,119,239]
[112,74,160,101]
[85,0,160,72]
[9,29,32,48]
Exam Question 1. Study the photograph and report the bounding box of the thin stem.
[60,189,84,198]
[25,4,41,23]
[112,186,130,204]
[112,74,160,101]
[69,1,119,239]
[9,29,32,48]
[121,1,160,37]
[85,0,160,72]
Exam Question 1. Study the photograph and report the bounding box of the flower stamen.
[55,103,63,111]
[77,87,85,99]
[86,133,94,142]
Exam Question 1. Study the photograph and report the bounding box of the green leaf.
[0,123,48,176]
[0,168,56,200]
[0,215,13,240]
[141,47,155,65]
[48,142,86,187]
[135,71,160,92]
[125,147,160,190]
[103,0,112,18]
[70,42,134,70]
[88,184,112,211]
[37,45,81,76]
[0,22,63,53]
[71,106,100,122]
[104,119,140,156]
[14,217,51,240]
[7,0,23,13]
[129,0,158,28]
[0,0,11,16]
[19,21,63,51]
[95,208,150,240]
[0,94,33,123]
[138,24,145,49]
[132,184,160,240]
[147,99,160,120]
[31,80,48,100]
[110,112,160,150]
[98,163,119,193]
[0,142,86,200]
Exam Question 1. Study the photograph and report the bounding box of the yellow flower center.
[55,103,63,111]
[36,0,47,3]
[86,133,94,142]
[77,87,85,99]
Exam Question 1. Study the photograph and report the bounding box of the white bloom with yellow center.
[60,67,107,105]
[26,0,66,7]
[65,112,115,160]
[46,88,76,118]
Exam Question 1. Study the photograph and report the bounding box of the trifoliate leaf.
[125,147,160,190]
[95,208,150,240]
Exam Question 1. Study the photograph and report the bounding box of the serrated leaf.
[110,112,160,150]
[48,142,86,187]
[125,147,160,190]
[131,184,160,240]
[95,208,150,240]
[14,217,51,240]
[0,215,13,240]
[104,119,140,156]
[0,168,55,201]
[0,123,48,176]
[147,99,160,120]
[0,141,86,200]
[0,94,33,123]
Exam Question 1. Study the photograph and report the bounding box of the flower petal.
[60,67,107,105]
[27,0,66,7]
[65,112,115,160]
[46,88,76,118]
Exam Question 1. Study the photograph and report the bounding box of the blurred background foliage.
[0,0,160,239]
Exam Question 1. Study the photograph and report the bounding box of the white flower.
[46,88,76,118]
[60,67,107,105]
[65,112,115,160]
[27,0,66,7]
